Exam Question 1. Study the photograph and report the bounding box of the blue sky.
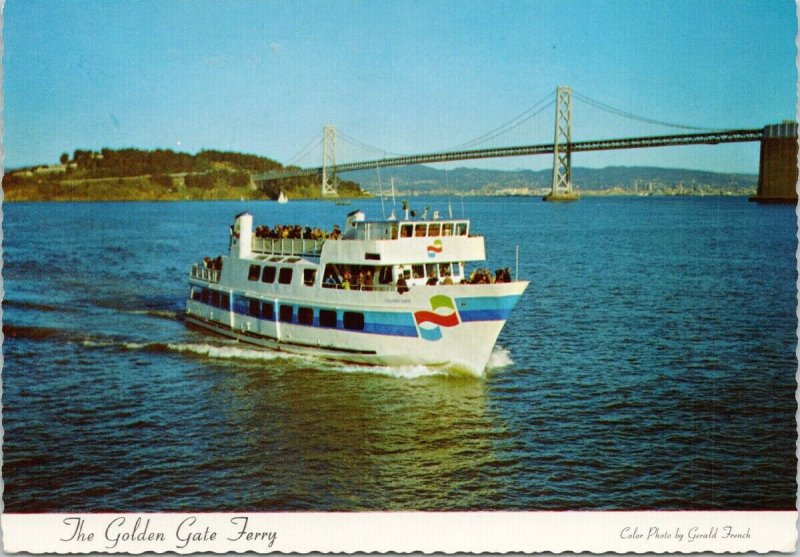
[4,0,797,173]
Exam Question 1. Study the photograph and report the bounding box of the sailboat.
[277,191,289,204]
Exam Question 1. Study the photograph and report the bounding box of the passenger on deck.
[442,273,453,285]
[396,275,409,294]
[426,276,438,286]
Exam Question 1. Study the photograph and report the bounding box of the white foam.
[333,362,449,379]
[80,339,115,348]
[129,309,177,320]
[486,345,514,370]
[165,342,307,362]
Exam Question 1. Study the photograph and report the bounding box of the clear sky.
[4,0,797,173]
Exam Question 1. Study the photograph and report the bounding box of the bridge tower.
[321,125,339,197]
[544,85,579,202]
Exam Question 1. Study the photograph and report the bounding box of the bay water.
[3,196,796,511]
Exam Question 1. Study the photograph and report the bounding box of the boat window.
[379,266,393,285]
[261,302,274,320]
[303,268,316,286]
[262,266,276,283]
[201,289,210,304]
[400,224,413,238]
[279,304,293,323]
[442,223,453,236]
[248,299,260,317]
[428,223,441,236]
[414,224,427,237]
[403,268,411,280]
[211,290,220,307]
[298,307,314,325]
[411,264,424,279]
[425,263,438,278]
[343,311,365,331]
[285,257,300,263]
[439,262,452,276]
[219,293,230,309]
[390,223,399,239]
[191,287,203,301]
[456,222,468,236]
[365,253,380,261]
[319,309,337,328]
[278,268,293,285]
[247,265,261,281]
[268,256,284,262]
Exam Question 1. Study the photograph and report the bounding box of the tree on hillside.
[60,153,69,165]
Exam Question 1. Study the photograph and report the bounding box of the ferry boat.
[185,206,528,373]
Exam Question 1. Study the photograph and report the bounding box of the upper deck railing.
[251,237,326,257]
[190,264,220,283]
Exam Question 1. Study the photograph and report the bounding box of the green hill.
[3,148,366,201]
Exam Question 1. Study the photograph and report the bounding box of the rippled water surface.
[3,197,796,511]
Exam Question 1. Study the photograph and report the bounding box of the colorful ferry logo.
[427,239,443,258]
[414,295,460,341]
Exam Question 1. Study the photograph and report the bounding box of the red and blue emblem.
[426,239,443,258]
[414,295,460,341]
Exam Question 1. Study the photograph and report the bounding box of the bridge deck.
[254,129,763,181]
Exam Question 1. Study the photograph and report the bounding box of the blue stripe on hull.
[455,295,521,322]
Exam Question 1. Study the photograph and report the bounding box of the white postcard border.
[2,510,797,554]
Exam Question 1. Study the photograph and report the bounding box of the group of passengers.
[468,267,512,284]
[254,223,342,240]
[202,255,223,270]
[323,268,378,291]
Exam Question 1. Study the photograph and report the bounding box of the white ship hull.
[185,281,527,373]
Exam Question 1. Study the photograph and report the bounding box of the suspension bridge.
[254,86,797,203]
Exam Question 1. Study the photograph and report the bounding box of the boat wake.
[78,337,512,379]
[126,309,182,321]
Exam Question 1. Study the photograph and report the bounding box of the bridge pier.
[750,123,798,204]
[321,125,339,197]
[544,85,579,202]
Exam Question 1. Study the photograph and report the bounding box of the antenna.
[377,166,386,219]
[389,177,397,220]
[445,166,453,218]
[460,193,466,217]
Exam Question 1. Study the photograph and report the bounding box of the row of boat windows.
[192,288,231,309]
[242,299,364,330]
[350,221,470,240]
[247,264,316,286]
[246,262,463,287]
[399,222,468,238]
[190,286,365,331]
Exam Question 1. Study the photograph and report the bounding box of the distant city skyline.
[4,0,797,173]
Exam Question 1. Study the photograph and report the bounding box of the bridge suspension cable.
[286,133,323,167]
[446,92,555,151]
[572,90,717,132]
[336,130,408,158]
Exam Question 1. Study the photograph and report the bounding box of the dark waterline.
[3,196,796,511]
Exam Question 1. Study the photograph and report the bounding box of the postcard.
[2,0,797,553]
